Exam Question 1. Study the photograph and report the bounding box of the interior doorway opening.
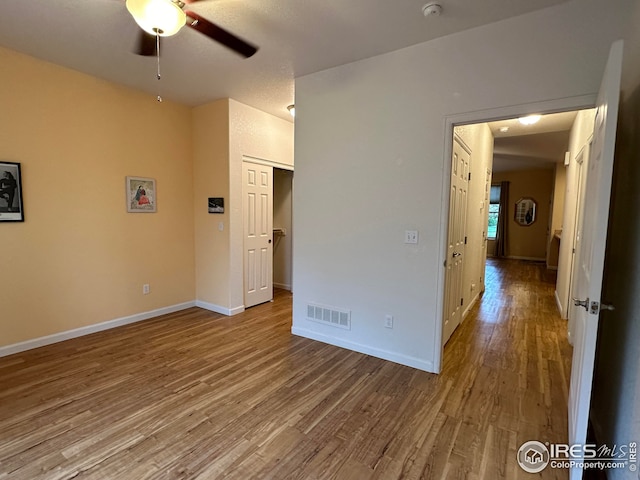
[442,107,596,350]
[242,160,294,309]
[273,168,294,292]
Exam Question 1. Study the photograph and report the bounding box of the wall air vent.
[306,303,351,330]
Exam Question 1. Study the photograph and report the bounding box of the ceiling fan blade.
[184,10,258,58]
[135,30,160,56]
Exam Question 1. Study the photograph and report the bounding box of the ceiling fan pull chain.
[156,31,163,103]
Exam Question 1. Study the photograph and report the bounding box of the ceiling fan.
[125,0,258,58]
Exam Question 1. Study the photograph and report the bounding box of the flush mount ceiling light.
[422,3,443,17]
[518,114,542,126]
[126,0,187,37]
[287,105,295,117]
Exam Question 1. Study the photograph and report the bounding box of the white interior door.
[568,40,622,480]
[443,136,471,344]
[243,161,273,308]
[567,144,588,343]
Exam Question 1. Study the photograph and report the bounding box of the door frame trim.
[433,93,596,373]
[243,155,294,171]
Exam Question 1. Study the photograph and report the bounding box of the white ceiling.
[0,0,571,121]
[488,111,578,139]
[488,111,581,172]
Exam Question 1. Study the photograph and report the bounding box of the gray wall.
[292,0,635,373]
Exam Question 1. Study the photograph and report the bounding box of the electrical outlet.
[143,284,150,295]
[405,230,419,244]
[385,314,394,329]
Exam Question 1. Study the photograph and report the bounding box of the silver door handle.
[452,252,462,258]
[573,297,589,311]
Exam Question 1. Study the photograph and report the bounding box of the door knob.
[452,252,462,258]
[268,239,272,244]
[573,297,589,311]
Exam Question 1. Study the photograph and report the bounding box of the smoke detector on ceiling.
[422,3,443,17]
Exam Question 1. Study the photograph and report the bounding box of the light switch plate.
[405,230,419,244]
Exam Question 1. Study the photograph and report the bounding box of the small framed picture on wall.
[208,197,224,214]
[126,176,157,213]
[0,161,24,222]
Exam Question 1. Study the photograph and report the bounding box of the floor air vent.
[306,303,351,330]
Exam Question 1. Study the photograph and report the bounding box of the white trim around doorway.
[433,93,597,373]
[243,155,294,171]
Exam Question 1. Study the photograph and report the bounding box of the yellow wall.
[547,162,567,268]
[550,163,567,234]
[0,47,195,347]
[491,169,554,260]
[192,99,231,308]
[228,100,295,309]
[191,97,294,314]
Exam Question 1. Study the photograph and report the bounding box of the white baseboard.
[291,326,435,373]
[274,283,292,291]
[506,255,546,262]
[554,290,566,318]
[0,301,196,358]
[462,291,481,320]
[195,300,245,316]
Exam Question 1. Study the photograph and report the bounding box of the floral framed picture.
[0,161,24,222]
[126,176,157,213]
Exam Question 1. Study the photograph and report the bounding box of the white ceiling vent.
[306,303,351,330]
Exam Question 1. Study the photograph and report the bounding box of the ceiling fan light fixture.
[126,0,186,37]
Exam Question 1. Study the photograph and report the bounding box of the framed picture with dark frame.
[126,176,157,213]
[208,197,224,214]
[0,161,24,222]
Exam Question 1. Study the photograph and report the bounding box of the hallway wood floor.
[0,259,571,479]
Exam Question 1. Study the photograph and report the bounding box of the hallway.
[440,257,572,478]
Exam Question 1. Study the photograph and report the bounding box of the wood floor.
[0,259,571,479]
